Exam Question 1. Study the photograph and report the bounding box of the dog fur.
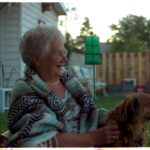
[101,92,150,147]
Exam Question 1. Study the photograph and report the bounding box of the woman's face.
[38,41,68,78]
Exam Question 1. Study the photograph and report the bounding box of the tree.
[64,17,93,53]
[108,15,150,52]
[59,4,93,52]
[75,17,93,51]
[59,5,79,60]
[80,17,93,36]
[64,32,75,59]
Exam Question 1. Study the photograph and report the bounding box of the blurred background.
[0,1,150,146]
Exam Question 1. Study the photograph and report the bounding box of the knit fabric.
[7,67,98,147]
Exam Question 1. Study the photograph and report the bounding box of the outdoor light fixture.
[85,35,101,64]
[85,35,101,100]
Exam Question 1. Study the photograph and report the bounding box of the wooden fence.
[96,52,150,86]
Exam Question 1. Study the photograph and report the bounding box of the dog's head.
[108,92,150,124]
[105,92,150,146]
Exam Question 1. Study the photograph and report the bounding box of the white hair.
[20,25,66,68]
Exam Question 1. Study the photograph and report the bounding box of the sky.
[3,0,150,42]
[60,0,150,42]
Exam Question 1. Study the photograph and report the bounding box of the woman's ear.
[126,96,140,122]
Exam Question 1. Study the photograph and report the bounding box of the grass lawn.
[0,95,150,146]
[0,110,8,134]
[95,95,124,109]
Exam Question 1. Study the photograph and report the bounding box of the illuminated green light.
[85,36,101,64]
[85,55,101,64]
[86,45,100,54]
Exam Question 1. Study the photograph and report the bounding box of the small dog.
[101,92,150,147]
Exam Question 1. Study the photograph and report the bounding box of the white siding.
[21,3,58,35]
[0,9,3,86]
[0,3,20,88]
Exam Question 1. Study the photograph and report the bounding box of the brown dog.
[101,92,150,147]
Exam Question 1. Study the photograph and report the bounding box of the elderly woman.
[7,26,119,147]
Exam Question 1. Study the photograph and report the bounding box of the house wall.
[21,3,58,34]
[0,4,20,88]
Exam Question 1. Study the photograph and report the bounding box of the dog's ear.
[125,96,140,122]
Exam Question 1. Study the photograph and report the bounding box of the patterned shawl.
[7,67,98,147]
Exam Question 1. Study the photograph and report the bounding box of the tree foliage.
[80,17,93,36]
[65,17,93,53]
[75,17,93,51]
[108,15,150,52]
[64,32,75,59]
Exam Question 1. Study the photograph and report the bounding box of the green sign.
[85,36,101,64]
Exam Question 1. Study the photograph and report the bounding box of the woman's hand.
[90,122,120,146]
